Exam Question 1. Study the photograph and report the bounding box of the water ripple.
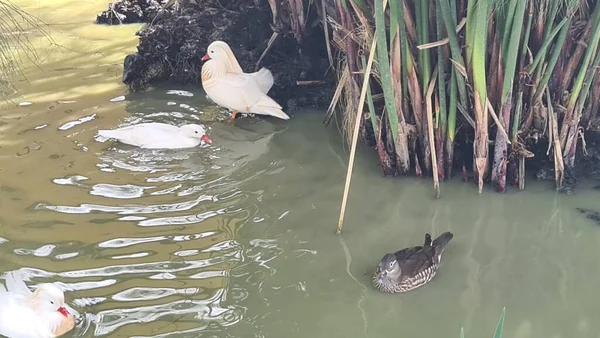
[0,102,290,337]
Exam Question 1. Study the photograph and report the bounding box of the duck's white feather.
[248,67,274,94]
[201,40,289,120]
[0,272,59,338]
[98,123,203,149]
[205,70,289,120]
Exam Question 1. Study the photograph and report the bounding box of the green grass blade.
[460,327,465,338]
[436,0,447,136]
[438,0,468,107]
[501,0,519,58]
[448,68,458,141]
[374,0,399,144]
[361,55,378,133]
[520,1,533,59]
[349,0,368,14]
[467,0,489,110]
[416,0,431,94]
[526,17,569,74]
[532,20,570,101]
[501,0,527,103]
[574,36,600,117]
[567,3,600,111]
[493,307,506,338]
[398,0,409,99]
[389,0,399,46]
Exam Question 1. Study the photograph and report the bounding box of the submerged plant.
[460,307,506,337]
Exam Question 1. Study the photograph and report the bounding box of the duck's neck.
[201,60,228,83]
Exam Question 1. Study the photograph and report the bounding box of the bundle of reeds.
[317,0,600,195]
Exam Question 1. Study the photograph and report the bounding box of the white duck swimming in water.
[0,271,75,338]
[201,40,290,121]
[97,122,212,149]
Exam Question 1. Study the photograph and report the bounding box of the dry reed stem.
[547,87,564,188]
[336,0,385,234]
[320,0,334,68]
[417,17,467,50]
[486,98,511,144]
[426,66,441,198]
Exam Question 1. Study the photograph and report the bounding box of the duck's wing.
[215,73,280,109]
[393,246,422,262]
[247,68,274,94]
[5,271,32,296]
[0,276,39,338]
[396,246,437,279]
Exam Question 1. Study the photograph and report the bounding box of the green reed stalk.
[500,0,526,103]
[566,5,600,113]
[532,21,569,102]
[438,0,468,108]
[527,17,569,76]
[416,0,431,95]
[466,0,490,192]
[374,0,398,144]
[435,1,447,137]
[397,0,409,100]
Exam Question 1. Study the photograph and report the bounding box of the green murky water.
[2,1,600,337]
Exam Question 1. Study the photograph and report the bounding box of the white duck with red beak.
[201,40,290,121]
[0,272,75,338]
[97,123,212,149]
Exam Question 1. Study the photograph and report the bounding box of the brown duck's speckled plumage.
[373,232,454,293]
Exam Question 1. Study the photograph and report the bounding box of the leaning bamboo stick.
[336,0,384,234]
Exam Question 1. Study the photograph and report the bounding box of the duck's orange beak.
[201,135,212,144]
[58,306,70,317]
[201,54,210,61]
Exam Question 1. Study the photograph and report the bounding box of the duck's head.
[32,283,70,318]
[201,41,243,73]
[375,253,400,283]
[181,124,212,144]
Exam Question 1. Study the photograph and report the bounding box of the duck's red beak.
[201,135,212,144]
[201,54,210,62]
[58,306,70,317]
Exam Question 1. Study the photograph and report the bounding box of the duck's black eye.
[389,261,394,267]
[50,301,55,304]
[210,50,214,53]
[194,131,198,134]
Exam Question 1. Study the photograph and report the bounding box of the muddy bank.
[96,0,334,112]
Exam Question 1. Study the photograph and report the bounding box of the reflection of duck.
[373,232,453,293]
[200,41,289,121]
[97,123,212,149]
[0,271,75,338]
[186,120,288,176]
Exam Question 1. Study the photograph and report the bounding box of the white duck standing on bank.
[0,271,76,338]
[97,122,212,149]
[201,40,290,121]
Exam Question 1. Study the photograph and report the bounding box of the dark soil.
[96,0,334,113]
[96,0,166,25]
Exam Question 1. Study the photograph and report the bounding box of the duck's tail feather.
[252,95,290,120]
[255,104,290,120]
[424,233,432,246]
[432,231,454,254]
[249,68,274,94]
